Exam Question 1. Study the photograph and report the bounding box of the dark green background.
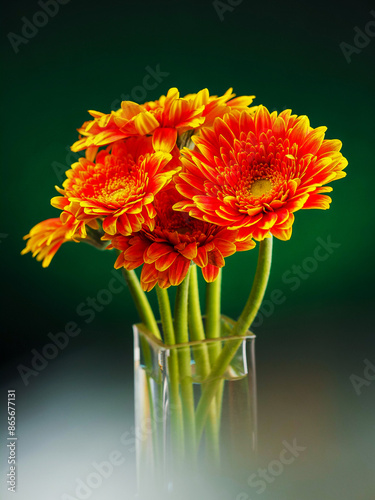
[1,0,374,497]
[2,0,374,353]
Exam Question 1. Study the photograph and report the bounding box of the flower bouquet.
[22,88,347,491]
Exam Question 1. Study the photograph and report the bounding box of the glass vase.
[133,315,257,496]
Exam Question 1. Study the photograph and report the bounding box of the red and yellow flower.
[174,106,348,241]
[52,137,178,237]
[21,216,96,268]
[71,88,255,154]
[107,185,255,290]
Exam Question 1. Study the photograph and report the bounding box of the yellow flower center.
[249,179,272,197]
[108,186,133,202]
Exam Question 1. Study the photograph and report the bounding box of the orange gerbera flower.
[52,137,178,237]
[174,106,348,241]
[71,88,255,154]
[21,217,97,268]
[107,186,255,290]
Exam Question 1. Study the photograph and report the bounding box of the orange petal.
[168,257,190,286]
[155,252,178,272]
[202,264,220,282]
[194,246,208,267]
[178,242,198,260]
[271,225,293,240]
[133,111,159,135]
[145,242,172,263]
[152,127,178,153]
[207,249,225,267]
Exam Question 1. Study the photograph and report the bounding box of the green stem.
[195,340,240,444]
[155,285,184,460]
[205,268,222,340]
[205,403,221,467]
[188,265,210,379]
[178,355,196,462]
[195,237,273,443]
[189,265,221,464]
[156,286,175,344]
[205,269,222,385]
[174,268,191,344]
[205,268,223,438]
[167,350,185,462]
[231,236,273,337]
[174,269,196,462]
[121,268,160,340]
[188,264,205,342]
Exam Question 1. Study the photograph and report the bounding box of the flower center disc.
[250,179,272,197]
[109,187,131,201]
[98,180,135,204]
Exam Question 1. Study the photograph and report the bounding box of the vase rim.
[133,314,255,350]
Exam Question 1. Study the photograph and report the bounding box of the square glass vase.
[133,315,257,494]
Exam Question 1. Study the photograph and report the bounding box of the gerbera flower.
[174,106,348,241]
[107,185,255,291]
[21,216,98,268]
[52,137,178,237]
[71,88,255,154]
